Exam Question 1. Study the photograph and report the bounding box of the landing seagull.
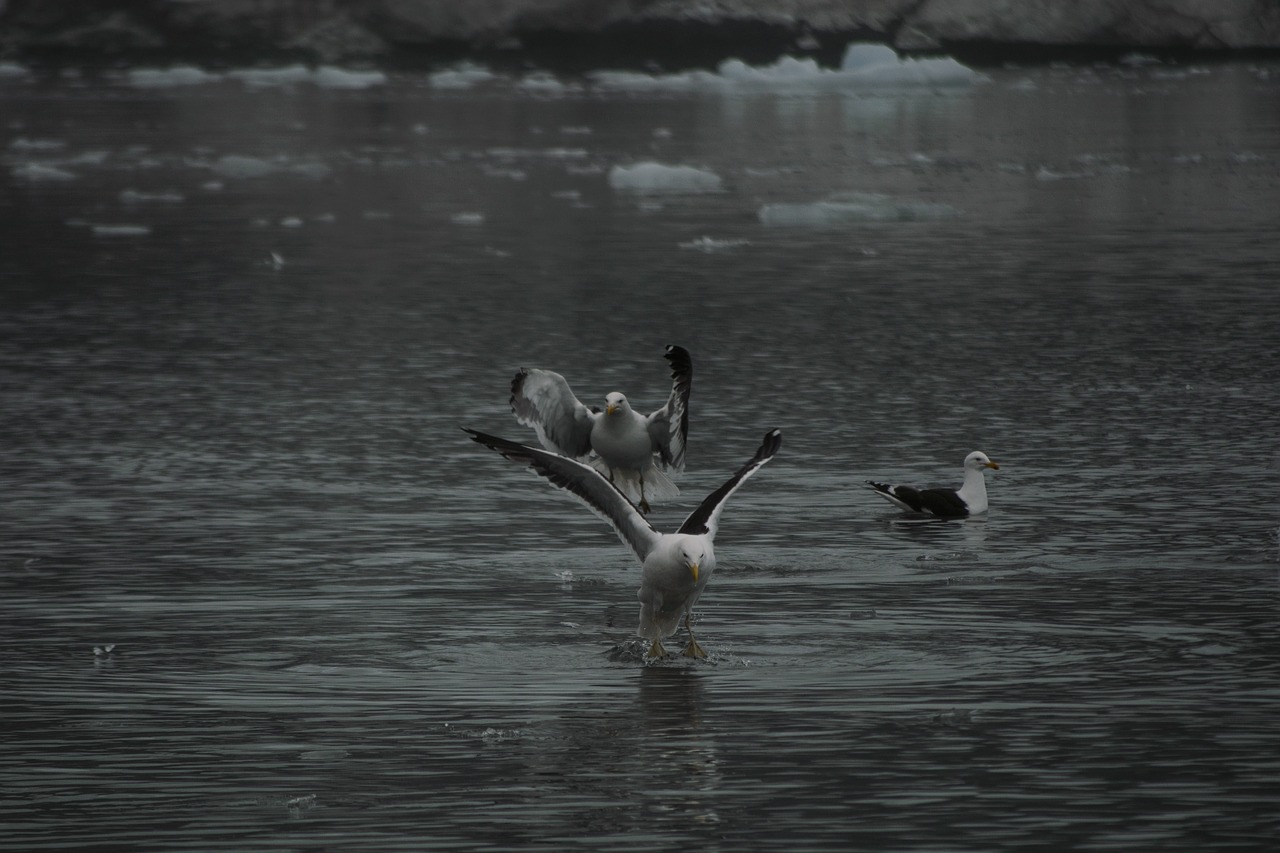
[866,451,1000,518]
[509,345,692,513]
[464,427,782,659]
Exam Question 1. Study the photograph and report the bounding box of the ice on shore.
[127,66,221,88]
[608,162,723,195]
[591,42,983,93]
[430,63,497,90]
[126,65,385,90]
[758,192,961,226]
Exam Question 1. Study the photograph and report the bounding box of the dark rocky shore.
[2,0,1279,70]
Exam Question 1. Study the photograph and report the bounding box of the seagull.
[866,451,1000,518]
[509,345,692,513]
[464,427,782,659]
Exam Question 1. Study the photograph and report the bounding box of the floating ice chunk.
[430,62,496,90]
[313,66,386,89]
[0,62,31,79]
[211,155,330,180]
[12,163,77,181]
[678,236,751,253]
[758,191,961,226]
[452,212,485,226]
[608,161,723,195]
[213,155,277,179]
[92,224,152,237]
[280,216,304,228]
[9,138,66,152]
[119,188,184,204]
[127,66,221,88]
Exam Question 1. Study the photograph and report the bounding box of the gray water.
[2,58,1278,851]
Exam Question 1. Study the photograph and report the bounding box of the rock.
[1,0,1278,64]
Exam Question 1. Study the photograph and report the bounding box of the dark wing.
[916,488,970,518]
[866,481,969,518]
[463,428,662,563]
[646,345,692,471]
[677,429,781,539]
[509,368,596,459]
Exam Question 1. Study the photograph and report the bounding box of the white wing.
[509,368,596,459]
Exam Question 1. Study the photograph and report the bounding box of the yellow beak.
[606,404,617,415]
[689,563,699,583]
[986,461,1000,470]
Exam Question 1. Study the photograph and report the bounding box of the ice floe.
[758,191,961,226]
[608,161,723,194]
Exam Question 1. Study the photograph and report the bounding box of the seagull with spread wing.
[464,427,782,659]
[509,345,692,513]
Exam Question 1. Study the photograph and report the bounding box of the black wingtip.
[508,367,529,410]
[664,344,693,376]
[757,428,782,460]
[463,427,528,457]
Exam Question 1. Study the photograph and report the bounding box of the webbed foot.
[681,638,708,659]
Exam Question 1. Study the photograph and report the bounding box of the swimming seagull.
[866,451,1001,518]
[464,427,782,659]
[509,345,692,513]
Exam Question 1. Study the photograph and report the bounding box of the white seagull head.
[603,392,631,416]
[678,539,707,583]
[965,451,1000,471]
